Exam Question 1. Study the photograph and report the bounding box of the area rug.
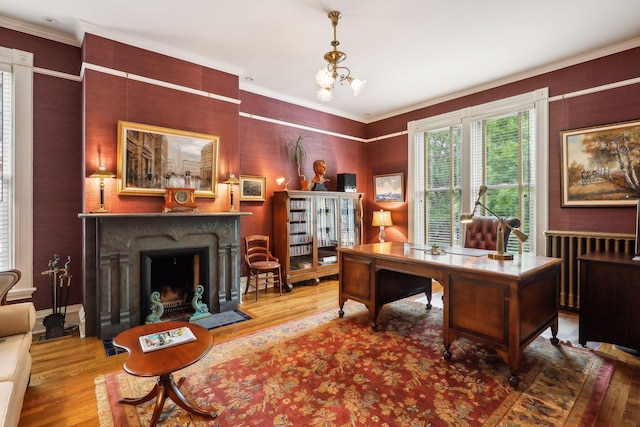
[95,300,614,426]
[102,310,252,357]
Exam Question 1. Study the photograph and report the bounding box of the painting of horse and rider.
[561,119,640,206]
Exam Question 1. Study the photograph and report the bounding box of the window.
[0,68,12,269]
[408,89,549,255]
[0,47,34,298]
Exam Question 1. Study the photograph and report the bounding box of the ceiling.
[1,0,640,123]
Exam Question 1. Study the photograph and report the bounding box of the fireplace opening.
[141,247,209,324]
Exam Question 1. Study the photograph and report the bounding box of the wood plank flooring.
[19,280,640,426]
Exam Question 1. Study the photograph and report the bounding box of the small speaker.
[337,173,356,192]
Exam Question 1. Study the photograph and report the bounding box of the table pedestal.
[120,373,216,426]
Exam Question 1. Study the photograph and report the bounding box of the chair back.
[0,269,21,305]
[245,235,274,266]
[463,216,521,250]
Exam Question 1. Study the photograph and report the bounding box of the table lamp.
[224,173,240,211]
[89,166,115,213]
[460,185,528,260]
[372,209,393,243]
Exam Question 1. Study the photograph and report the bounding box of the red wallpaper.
[367,47,640,236]
[2,26,640,311]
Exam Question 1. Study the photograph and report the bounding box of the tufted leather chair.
[463,216,521,250]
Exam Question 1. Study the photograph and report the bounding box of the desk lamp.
[460,185,528,260]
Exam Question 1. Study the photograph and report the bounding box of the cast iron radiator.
[544,230,635,311]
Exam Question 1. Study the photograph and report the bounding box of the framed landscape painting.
[561,119,640,206]
[373,173,404,202]
[117,121,219,197]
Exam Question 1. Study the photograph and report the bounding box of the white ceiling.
[1,0,640,122]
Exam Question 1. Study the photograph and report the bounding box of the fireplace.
[141,247,209,322]
[80,212,250,338]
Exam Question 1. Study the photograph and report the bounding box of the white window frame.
[407,88,549,255]
[1,46,34,299]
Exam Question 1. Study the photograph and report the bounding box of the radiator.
[544,230,635,311]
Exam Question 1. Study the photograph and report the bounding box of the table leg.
[119,373,216,426]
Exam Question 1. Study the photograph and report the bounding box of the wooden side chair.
[244,235,282,300]
[0,269,21,305]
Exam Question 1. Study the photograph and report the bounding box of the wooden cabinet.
[274,190,363,289]
[578,251,640,352]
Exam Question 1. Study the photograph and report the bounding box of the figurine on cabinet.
[311,159,329,191]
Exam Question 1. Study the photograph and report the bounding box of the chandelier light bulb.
[317,86,333,102]
[348,77,366,96]
[315,68,335,88]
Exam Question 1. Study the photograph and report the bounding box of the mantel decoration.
[116,121,219,198]
[89,165,115,213]
[162,187,198,213]
[315,11,366,102]
[460,184,528,260]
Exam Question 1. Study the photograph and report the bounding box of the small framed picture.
[373,173,404,202]
[239,175,266,201]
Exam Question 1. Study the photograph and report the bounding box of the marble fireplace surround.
[80,212,251,339]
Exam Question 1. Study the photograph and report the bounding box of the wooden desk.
[113,321,216,426]
[578,251,640,352]
[338,242,562,387]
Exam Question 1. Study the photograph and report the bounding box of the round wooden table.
[113,321,215,426]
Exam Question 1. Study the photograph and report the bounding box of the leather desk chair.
[463,216,521,250]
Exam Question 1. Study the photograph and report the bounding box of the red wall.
[0,27,83,311]
[367,47,640,237]
[3,25,640,311]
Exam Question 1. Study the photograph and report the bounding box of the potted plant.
[286,135,311,190]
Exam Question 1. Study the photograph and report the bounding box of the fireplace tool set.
[41,254,72,339]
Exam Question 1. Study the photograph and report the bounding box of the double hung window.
[408,89,549,254]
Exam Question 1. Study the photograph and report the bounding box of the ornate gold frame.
[117,121,219,197]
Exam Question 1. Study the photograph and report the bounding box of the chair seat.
[251,261,281,270]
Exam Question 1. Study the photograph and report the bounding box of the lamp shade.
[89,165,115,179]
[372,210,393,227]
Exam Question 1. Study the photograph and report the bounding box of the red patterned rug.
[95,299,614,426]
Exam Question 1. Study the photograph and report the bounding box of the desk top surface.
[339,242,562,279]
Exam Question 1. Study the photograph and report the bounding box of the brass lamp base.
[488,252,514,260]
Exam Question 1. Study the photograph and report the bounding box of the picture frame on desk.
[116,121,219,198]
[560,119,640,207]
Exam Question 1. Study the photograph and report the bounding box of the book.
[139,326,196,353]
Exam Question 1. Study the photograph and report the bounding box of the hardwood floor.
[19,280,640,426]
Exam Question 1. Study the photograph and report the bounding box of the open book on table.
[139,326,196,353]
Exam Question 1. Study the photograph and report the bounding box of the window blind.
[0,69,13,269]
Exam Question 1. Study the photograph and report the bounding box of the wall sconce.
[89,166,115,213]
[372,209,393,243]
[224,173,240,211]
[276,176,291,190]
[460,185,528,260]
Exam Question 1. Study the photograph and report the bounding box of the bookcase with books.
[273,190,363,289]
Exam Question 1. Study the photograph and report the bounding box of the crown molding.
[0,15,81,47]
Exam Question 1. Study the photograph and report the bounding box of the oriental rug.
[95,300,614,426]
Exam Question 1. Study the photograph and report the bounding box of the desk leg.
[119,373,216,426]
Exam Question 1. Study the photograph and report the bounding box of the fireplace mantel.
[79,212,251,338]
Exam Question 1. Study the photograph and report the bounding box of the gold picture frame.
[239,175,266,201]
[373,173,404,202]
[560,119,640,207]
[117,121,219,197]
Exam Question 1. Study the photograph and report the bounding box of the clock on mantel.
[162,187,198,213]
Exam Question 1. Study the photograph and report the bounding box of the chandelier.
[315,11,366,102]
